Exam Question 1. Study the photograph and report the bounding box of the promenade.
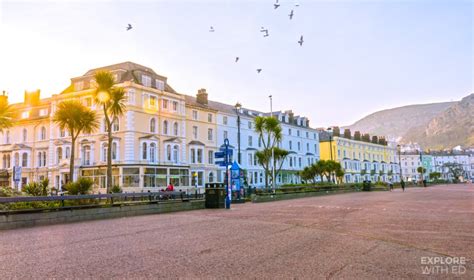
[1,184,472,279]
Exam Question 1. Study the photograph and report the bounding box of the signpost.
[13,165,22,191]
[215,139,232,209]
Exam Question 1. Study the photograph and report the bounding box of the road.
[1,184,473,279]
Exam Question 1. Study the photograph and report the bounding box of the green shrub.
[0,186,22,197]
[111,185,122,193]
[22,179,49,196]
[64,177,93,195]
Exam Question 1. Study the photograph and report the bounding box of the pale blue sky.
[0,0,472,127]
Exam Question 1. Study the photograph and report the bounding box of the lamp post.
[397,145,402,182]
[269,95,275,192]
[234,103,242,165]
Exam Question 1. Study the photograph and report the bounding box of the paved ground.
[1,184,473,279]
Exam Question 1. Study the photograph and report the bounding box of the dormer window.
[74,81,84,91]
[156,79,165,90]
[142,75,152,87]
[39,109,48,116]
[21,111,29,119]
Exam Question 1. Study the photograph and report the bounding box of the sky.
[0,0,472,128]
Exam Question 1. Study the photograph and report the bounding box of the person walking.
[389,181,394,192]
[401,180,405,192]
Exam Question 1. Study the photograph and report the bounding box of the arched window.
[40,127,46,140]
[150,143,156,163]
[163,120,168,135]
[166,145,171,161]
[65,147,70,159]
[57,147,63,164]
[22,128,27,142]
[112,142,117,160]
[82,145,91,165]
[43,152,47,167]
[101,143,107,162]
[150,118,156,133]
[2,155,6,169]
[142,142,147,160]
[37,152,42,167]
[208,172,214,183]
[173,122,179,136]
[22,153,28,167]
[173,145,179,163]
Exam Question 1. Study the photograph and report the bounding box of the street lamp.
[397,144,403,182]
[269,95,275,192]
[234,102,242,165]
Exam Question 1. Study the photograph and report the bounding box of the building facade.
[319,130,400,183]
[0,62,320,191]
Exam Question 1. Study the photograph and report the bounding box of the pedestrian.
[389,181,394,191]
[401,180,405,192]
[423,179,427,188]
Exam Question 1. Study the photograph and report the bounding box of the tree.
[442,163,464,182]
[254,116,284,189]
[272,147,290,185]
[417,166,426,180]
[53,100,99,182]
[93,71,127,193]
[429,172,441,181]
[0,97,13,132]
[300,166,315,184]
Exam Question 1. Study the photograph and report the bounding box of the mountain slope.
[346,101,455,140]
[403,94,474,149]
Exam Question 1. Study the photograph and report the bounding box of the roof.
[188,140,205,146]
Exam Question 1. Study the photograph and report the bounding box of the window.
[289,128,292,136]
[162,99,168,109]
[289,141,292,150]
[60,128,66,138]
[149,95,157,108]
[22,129,27,142]
[258,138,262,148]
[166,145,172,161]
[306,143,309,151]
[248,136,253,146]
[156,79,165,90]
[40,126,46,140]
[297,130,300,137]
[173,122,179,136]
[223,116,228,125]
[208,128,213,141]
[21,111,29,119]
[83,145,91,165]
[112,118,119,132]
[173,145,179,163]
[192,110,198,120]
[39,108,48,116]
[112,142,117,160]
[150,118,156,133]
[197,149,203,163]
[142,142,148,160]
[297,142,301,151]
[150,143,156,163]
[208,150,214,164]
[172,101,178,111]
[248,121,252,129]
[22,153,28,167]
[163,120,169,135]
[208,113,213,123]
[142,75,152,87]
[190,148,196,164]
[223,130,228,140]
[306,132,309,138]
[65,147,70,159]
[193,126,198,139]
[14,153,19,166]
[127,89,136,105]
[208,172,214,183]
[5,131,10,144]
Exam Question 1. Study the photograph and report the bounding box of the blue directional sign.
[214,151,226,159]
[215,160,227,167]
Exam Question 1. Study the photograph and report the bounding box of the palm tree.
[53,100,99,182]
[254,116,284,189]
[93,71,127,193]
[0,97,13,132]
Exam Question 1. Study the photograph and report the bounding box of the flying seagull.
[289,10,294,20]
[256,69,262,73]
[274,0,280,9]
[209,26,215,32]
[263,30,269,37]
[295,2,300,7]
[235,57,239,63]
[298,35,304,46]
[126,24,132,31]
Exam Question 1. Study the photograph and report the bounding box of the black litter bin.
[205,183,226,208]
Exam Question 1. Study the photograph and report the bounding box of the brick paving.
[0,184,473,279]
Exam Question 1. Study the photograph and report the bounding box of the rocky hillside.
[345,94,473,149]
[346,102,455,140]
[403,94,474,149]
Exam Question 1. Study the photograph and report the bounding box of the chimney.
[0,91,8,105]
[196,88,208,105]
[24,89,40,106]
